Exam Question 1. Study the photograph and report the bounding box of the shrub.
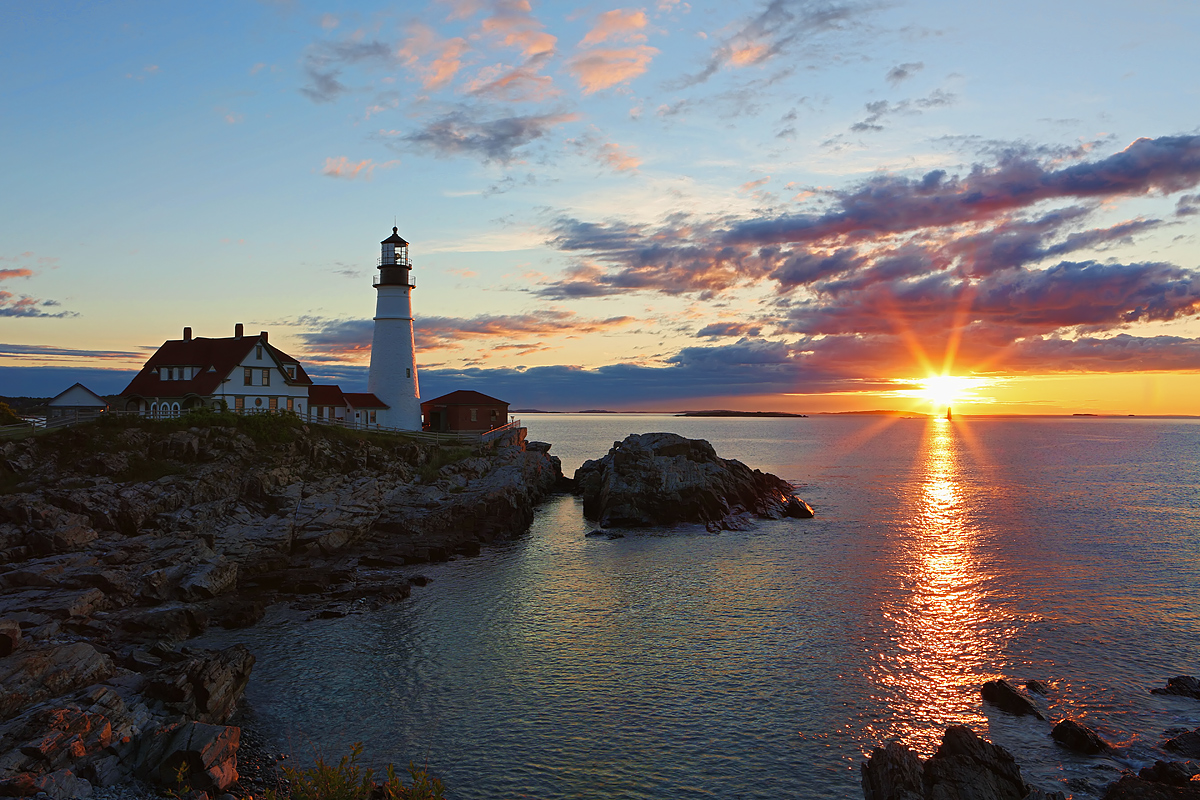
[265,743,445,800]
[0,402,20,426]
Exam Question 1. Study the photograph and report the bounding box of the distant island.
[676,410,808,418]
[512,408,561,413]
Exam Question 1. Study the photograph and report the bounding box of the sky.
[2,0,1199,414]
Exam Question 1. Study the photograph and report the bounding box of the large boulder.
[1051,719,1110,754]
[143,645,254,724]
[573,433,814,529]
[0,644,115,722]
[861,726,1066,800]
[1152,677,1200,700]
[982,679,1045,720]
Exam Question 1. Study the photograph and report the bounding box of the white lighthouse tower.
[367,227,421,429]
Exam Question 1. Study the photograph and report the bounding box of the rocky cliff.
[0,414,562,797]
[573,432,814,530]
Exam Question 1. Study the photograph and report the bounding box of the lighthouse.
[367,227,421,429]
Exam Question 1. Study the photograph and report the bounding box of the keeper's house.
[120,324,313,417]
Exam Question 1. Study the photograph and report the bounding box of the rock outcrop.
[1050,718,1110,754]
[0,415,564,795]
[862,725,1066,800]
[1152,677,1200,700]
[982,679,1045,720]
[573,432,814,530]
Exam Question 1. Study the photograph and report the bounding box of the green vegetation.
[0,402,20,426]
[265,743,445,800]
[418,446,473,483]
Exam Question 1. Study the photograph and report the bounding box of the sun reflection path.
[863,418,1015,757]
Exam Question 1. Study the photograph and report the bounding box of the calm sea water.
[199,415,1200,799]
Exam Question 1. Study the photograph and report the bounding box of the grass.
[418,446,473,483]
[265,743,445,800]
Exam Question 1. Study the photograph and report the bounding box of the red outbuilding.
[421,390,509,432]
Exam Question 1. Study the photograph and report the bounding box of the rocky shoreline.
[0,414,564,798]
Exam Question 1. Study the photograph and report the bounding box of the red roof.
[121,335,312,398]
[421,390,508,406]
[343,392,388,409]
[309,385,345,406]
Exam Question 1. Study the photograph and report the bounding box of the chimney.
[183,327,192,342]
[235,323,244,339]
[260,330,268,343]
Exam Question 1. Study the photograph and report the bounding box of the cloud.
[480,0,557,59]
[464,63,557,102]
[0,291,77,318]
[0,269,34,281]
[291,310,636,361]
[1176,193,1200,217]
[398,23,470,90]
[696,322,763,338]
[568,45,659,93]
[679,0,883,86]
[300,36,395,103]
[596,141,640,173]
[0,343,146,362]
[320,13,339,30]
[849,89,955,133]
[886,61,923,85]
[580,9,648,47]
[395,110,580,163]
[320,156,400,180]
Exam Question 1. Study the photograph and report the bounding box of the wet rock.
[1051,718,1111,754]
[178,559,238,602]
[1025,680,1049,695]
[924,725,1029,800]
[1102,775,1200,799]
[206,598,264,630]
[982,679,1045,720]
[1164,730,1200,760]
[584,529,606,537]
[1152,677,1200,700]
[1139,761,1200,787]
[573,433,814,530]
[862,741,924,800]
[860,726,1065,800]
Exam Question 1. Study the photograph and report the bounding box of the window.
[286,365,296,379]
[470,408,477,422]
[255,397,262,407]
[286,397,294,412]
[235,397,244,411]
[318,407,325,419]
[269,397,278,411]
[256,346,263,360]
[244,368,253,386]
[161,368,169,381]
[406,368,411,378]
[262,369,270,386]
[369,410,376,423]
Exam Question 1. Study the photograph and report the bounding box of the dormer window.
[285,365,296,379]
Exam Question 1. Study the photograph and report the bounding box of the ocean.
[198,414,1200,799]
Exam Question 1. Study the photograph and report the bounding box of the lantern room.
[376,227,416,288]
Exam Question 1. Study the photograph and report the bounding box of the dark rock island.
[573,432,814,530]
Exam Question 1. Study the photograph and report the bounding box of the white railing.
[372,274,416,288]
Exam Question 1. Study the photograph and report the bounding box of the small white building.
[47,383,109,419]
[120,324,313,417]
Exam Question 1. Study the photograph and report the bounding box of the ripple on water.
[195,416,1200,800]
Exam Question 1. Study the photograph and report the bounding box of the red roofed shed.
[421,390,509,432]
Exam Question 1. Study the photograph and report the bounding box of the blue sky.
[2,0,1199,413]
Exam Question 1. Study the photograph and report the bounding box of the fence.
[2,407,523,448]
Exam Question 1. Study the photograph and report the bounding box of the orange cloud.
[579,9,647,47]
[399,23,470,90]
[568,45,658,93]
[740,176,770,192]
[465,63,556,101]
[481,0,557,58]
[320,157,400,180]
[0,268,33,281]
[598,142,640,173]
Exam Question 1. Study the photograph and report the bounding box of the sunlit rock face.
[573,432,814,530]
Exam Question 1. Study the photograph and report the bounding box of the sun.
[918,375,976,408]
